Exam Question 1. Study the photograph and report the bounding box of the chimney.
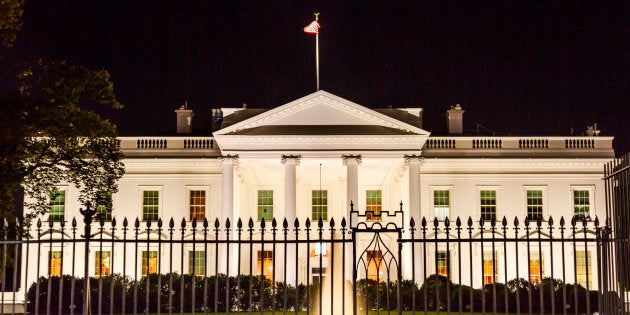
[446,104,465,134]
[174,102,194,134]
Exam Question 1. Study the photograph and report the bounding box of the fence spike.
[180,218,186,228]
[283,218,288,229]
[60,217,66,227]
[570,216,576,227]
[467,217,473,227]
[192,219,197,228]
[318,218,323,228]
[444,217,450,227]
[48,217,53,228]
[594,216,600,226]
[224,218,230,228]
[559,216,565,226]
[248,218,254,228]
[272,218,277,228]
[410,217,416,227]
[305,218,311,228]
[350,200,354,211]
[214,218,220,229]
[260,218,266,229]
[157,218,162,228]
[146,219,152,228]
[122,217,128,227]
[548,216,554,226]
[524,217,530,226]
[237,218,243,229]
[421,217,427,227]
[341,217,346,228]
[3,217,7,228]
[37,218,42,228]
[502,216,507,226]
[433,217,439,227]
[168,218,174,228]
[455,217,461,227]
[329,218,335,228]
[513,217,519,226]
[111,217,117,227]
[14,217,20,229]
[134,218,140,228]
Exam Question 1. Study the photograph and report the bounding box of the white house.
[13,90,614,308]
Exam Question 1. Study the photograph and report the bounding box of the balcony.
[423,136,614,158]
[119,137,222,158]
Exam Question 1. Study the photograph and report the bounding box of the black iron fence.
[0,203,620,315]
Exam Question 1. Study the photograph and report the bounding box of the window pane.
[49,190,65,222]
[96,191,112,221]
[437,250,450,278]
[143,190,159,221]
[48,251,62,276]
[257,190,273,221]
[526,190,543,221]
[367,250,383,280]
[142,251,158,276]
[434,190,450,220]
[529,250,543,285]
[483,251,498,284]
[257,250,273,280]
[95,251,111,276]
[189,190,206,221]
[366,190,382,221]
[188,251,206,276]
[573,190,590,220]
[480,190,496,221]
[576,250,592,288]
[312,190,328,221]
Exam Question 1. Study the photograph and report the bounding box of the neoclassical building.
[14,90,614,306]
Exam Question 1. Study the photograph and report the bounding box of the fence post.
[80,203,97,315]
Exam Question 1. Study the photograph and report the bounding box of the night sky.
[10,1,630,154]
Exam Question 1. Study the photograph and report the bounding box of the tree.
[0,0,124,225]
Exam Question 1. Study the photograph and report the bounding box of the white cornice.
[421,158,608,173]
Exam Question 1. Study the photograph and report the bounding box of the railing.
[0,207,621,314]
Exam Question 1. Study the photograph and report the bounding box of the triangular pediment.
[213,90,430,157]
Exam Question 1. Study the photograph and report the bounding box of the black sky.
[10,1,630,154]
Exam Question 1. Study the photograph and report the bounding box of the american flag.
[303,20,320,34]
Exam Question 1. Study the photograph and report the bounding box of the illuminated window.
[434,190,450,221]
[142,190,159,221]
[257,250,273,280]
[573,190,591,221]
[483,251,498,285]
[96,191,112,221]
[189,190,206,221]
[529,251,543,285]
[49,190,65,222]
[366,190,382,221]
[257,190,273,221]
[312,190,328,221]
[48,251,62,276]
[575,250,592,288]
[526,190,543,221]
[95,251,111,277]
[367,250,383,281]
[142,251,158,276]
[480,190,497,221]
[188,251,205,276]
[436,250,450,278]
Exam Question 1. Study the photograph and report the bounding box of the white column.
[404,155,423,281]
[220,155,238,224]
[405,155,423,221]
[282,155,300,284]
[219,155,238,275]
[342,155,361,219]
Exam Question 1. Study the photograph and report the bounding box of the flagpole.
[315,13,320,91]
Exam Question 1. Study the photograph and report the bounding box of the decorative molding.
[342,154,362,166]
[403,155,424,166]
[218,154,239,165]
[281,155,301,165]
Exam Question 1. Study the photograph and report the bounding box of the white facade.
[13,90,614,304]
